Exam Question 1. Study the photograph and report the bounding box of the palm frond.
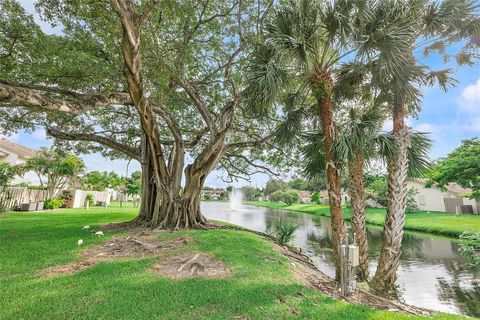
[301,131,327,179]
[408,131,432,178]
[243,44,289,116]
[424,68,458,91]
[274,107,306,146]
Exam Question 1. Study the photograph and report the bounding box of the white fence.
[72,189,112,208]
[0,187,114,211]
[0,187,47,211]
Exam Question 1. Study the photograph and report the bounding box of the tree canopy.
[0,0,293,228]
[428,138,480,200]
[80,171,123,191]
[23,147,84,198]
[0,161,18,189]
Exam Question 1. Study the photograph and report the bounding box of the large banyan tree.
[0,0,285,228]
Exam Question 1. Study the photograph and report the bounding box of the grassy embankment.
[246,201,480,237]
[0,205,467,319]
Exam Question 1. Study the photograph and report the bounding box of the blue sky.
[5,1,480,188]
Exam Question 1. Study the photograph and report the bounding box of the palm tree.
[244,0,362,278]
[364,0,480,294]
[243,0,417,279]
[302,105,383,282]
[303,107,432,283]
[334,106,385,282]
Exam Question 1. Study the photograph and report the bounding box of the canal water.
[201,201,480,318]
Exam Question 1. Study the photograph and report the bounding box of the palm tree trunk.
[348,153,369,282]
[371,100,410,294]
[311,69,345,280]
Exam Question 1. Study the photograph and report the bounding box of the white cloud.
[460,78,480,114]
[414,123,435,133]
[456,78,480,133]
[80,154,141,177]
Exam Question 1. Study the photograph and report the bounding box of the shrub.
[267,218,298,245]
[270,189,299,205]
[60,190,74,208]
[270,190,283,202]
[459,232,480,269]
[282,190,299,205]
[44,198,64,210]
[406,187,420,213]
[366,177,388,207]
[85,193,95,206]
[311,191,321,204]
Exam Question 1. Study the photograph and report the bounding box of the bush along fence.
[0,187,114,212]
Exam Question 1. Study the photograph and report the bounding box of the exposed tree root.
[41,235,190,276]
[151,252,230,279]
[102,217,213,232]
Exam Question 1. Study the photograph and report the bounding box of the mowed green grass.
[246,202,480,237]
[0,206,469,319]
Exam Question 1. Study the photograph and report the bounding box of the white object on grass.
[83,226,90,230]
[95,231,104,236]
[77,239,84,246]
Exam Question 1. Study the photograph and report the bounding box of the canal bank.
[245,201,480,238]
[201,201,480,317]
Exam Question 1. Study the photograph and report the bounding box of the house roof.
[0,139,38,159]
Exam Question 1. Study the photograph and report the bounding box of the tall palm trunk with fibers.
[348,153,369,281]
[371,100,410,294]
[310,69,345,279]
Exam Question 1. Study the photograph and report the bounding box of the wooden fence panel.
[443,197,463,213]
[0,188,47,211]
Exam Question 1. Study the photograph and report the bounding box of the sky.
[4,1,480,188]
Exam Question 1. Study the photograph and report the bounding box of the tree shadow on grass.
[3,259,383,320]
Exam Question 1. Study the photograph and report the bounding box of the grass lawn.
[0,206,468,319]
[246,201,480,237]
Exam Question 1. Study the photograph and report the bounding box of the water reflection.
[201,202,479,317]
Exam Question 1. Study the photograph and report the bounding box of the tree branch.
[226,132,275,149]
[224,152,279,177]
[46,126,141,161]
[0,80,131,114]
[176,78,216,136]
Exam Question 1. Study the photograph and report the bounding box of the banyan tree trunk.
[135,173,208,229]
[134,135,227,230]
[370,101,410,294]
[311,69,345,281]
[134,141,208,229]
[348,154,369,282]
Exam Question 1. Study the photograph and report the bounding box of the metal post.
[339,230,360,297]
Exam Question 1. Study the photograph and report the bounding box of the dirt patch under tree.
[151,252,230,279]
[42,234,190,276]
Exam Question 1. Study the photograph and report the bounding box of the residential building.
[298,190,312,204]
[0,139,37,166]
[201,188,226,200]
[407,179,479,214]
[0,139,39,185]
